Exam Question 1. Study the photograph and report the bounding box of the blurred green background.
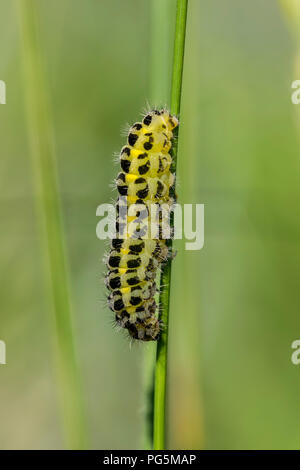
[1,0,300,450]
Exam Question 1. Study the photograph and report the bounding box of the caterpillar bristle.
[120,122,132,137]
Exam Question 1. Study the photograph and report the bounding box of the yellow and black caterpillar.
[105,109,178,341]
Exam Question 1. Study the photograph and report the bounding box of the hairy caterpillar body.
[105,109,178,341]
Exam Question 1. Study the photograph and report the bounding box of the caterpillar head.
[127,315,160,342]
[143,109,179,132]
[126,110,178,154]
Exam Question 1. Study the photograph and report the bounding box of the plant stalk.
[17,0,87,449]
[153,0,189,450]
[143,0,175,451]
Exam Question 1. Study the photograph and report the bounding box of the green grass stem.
[153,0,189,450]
[143,0,175,450]
[17,0,87,449]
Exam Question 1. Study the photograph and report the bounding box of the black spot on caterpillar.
[105,109,179,341]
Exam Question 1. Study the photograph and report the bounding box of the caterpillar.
[105,109,179,341]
